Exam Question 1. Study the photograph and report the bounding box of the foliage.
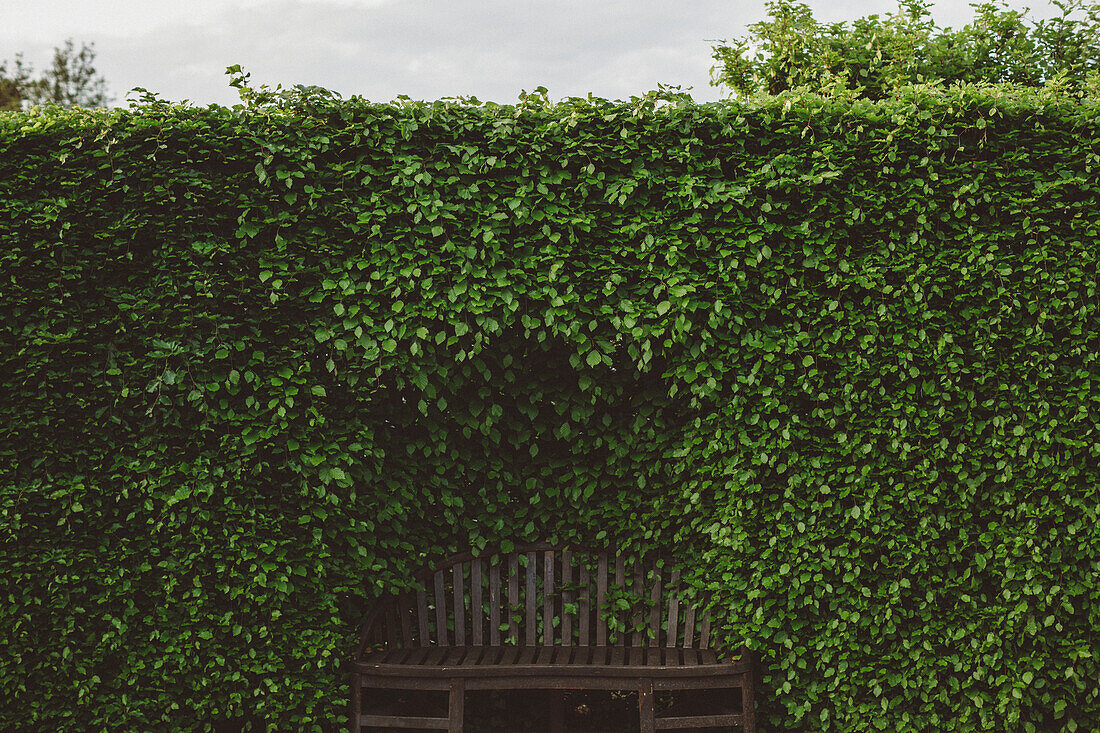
[0,54,36,112]
[0,39,109,111]
[711,0,1100,98]
[1,82,1098,732]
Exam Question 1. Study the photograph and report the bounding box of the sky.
[1,0,1054,107]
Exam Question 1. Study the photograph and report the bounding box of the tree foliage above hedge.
[712,0,1100,98]
[1,83,1098,731]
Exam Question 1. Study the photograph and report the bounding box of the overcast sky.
[2,0,1052,107]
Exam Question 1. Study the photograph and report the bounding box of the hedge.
[1,83,1097,732]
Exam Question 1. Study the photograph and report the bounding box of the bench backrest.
[357,544,721,657]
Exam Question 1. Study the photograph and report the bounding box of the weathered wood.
[387,603,401,648]
[434,570,449,646]
[353,544,757,733]
[613,556,625,647]
[577,563,590,647]
[471,559,483,647]
[351,673,362,733]
[489,561,501,647]
[665,569,680,649]
[699,609,711,650]
[648,560,662,647]
[448,678,464,733]
[595,554,608,647]
[525,552,537,647]
[417,587,430,646]
[655,713,745,729]
[357,673,744,692]
[543,550,555,646]
[549,689,565,733]
[360,713,450,729]
[742,647,756,733]
[405,647,430,665]
[682,604,696,649]
[398,593,415,648]
[479,642,501,664]
[507,554,519,645]
[463,674,745,692]
[452,564,466,647]
[560,550,573,647]
[388,648,412,665]
[639,679,656,733]
[357,660,752,678]
[497,645,519,665]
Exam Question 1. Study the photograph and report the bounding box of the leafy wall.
[1,85,1097,731]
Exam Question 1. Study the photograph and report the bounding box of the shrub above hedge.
[1,84,1097,731]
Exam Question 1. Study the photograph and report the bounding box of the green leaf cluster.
[712,0,1100,99]
[0,39,110,111]
[1,84,1097,731]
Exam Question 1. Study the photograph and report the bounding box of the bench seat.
[359,645,727,671]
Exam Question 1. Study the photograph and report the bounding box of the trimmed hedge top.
[1,84,1098,731]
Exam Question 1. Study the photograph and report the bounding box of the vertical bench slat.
[647,560,662,647]
[452,564,466,647]
[507,554,520,645]
[577,562,590,647]
[665,569,680,649]
[471,558,483,647]
[525,551,537,646]
[416,586,430,646]
[434,570,449,646]
[699,608,712,650]
[543,550,555,646]
[398,592,414,648]
[595,553,608,647]
[560,550,572,647]
[682,603,696,649]
[386,602,400,648]
[489,561,501,646]
[631,560,644,647]
[613,556,625,647]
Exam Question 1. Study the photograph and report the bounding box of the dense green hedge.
[1,84,1097,732]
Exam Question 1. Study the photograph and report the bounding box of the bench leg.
[349,673,361,733]
[638,680,655,733]
[742,648,757,733]
[448,679,465,733]
[549,690,564,733]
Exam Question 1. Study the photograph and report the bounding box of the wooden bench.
[349,544,757,732]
